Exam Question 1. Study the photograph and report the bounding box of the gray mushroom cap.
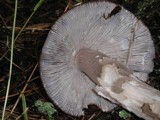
[40,1,155,116]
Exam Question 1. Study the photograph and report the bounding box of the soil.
[0,0,160,120]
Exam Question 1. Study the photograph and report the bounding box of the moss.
[35,100,57,120]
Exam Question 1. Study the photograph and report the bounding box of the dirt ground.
[0,0,160,120]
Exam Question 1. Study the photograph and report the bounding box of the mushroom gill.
[40,1,155,117]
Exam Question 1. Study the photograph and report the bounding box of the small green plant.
[119,110,131,119]
[35,100,57,120]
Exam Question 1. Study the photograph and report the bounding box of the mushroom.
[40,1,156,118]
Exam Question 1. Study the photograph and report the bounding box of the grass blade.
[21,94,28,120]
[34,0,44,12]
[2,0,18,120]
[0,0,44,61]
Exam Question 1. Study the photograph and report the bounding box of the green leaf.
[119,110,131,119]
[75,0,81,3]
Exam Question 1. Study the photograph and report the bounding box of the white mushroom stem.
[76,48,160,120]
[95,60,160,120]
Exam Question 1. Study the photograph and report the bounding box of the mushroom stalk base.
[76,48,160,120]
